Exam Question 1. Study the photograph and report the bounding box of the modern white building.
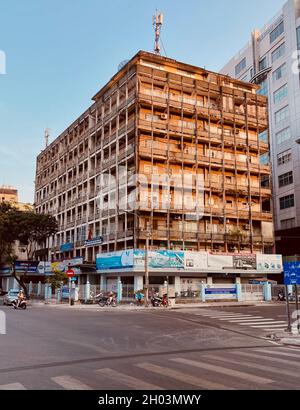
[221,0,300,257]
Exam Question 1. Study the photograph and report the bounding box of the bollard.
[85,281,91,303]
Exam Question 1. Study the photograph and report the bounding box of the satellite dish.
[118,59,129,71]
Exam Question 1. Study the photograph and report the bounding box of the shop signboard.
[205,286,237,300]
[14,261,39,274]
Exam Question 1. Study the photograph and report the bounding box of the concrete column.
[174,276,181,297]
[263,282,272,301]
[48,284,52,300]
[235,277,241,284]
[236,284,243,302]
[117,277,122,303]
[200,284,206,302]
[100,275,107,291]
[207,276,213,285]
[37,281,42,296]
[57,287,61,303]
[134,275,144,292]
[85,279,91,302]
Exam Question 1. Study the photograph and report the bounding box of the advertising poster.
[184,252,207,269]
[96,250,134,270]
[256,254,283,272]
[134,250,184,269]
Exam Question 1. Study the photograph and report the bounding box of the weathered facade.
[35,51,273,265]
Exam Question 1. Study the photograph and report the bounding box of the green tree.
[0,203,58,297]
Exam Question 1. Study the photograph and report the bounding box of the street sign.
[66,268,75,278]
[284,262,300,285]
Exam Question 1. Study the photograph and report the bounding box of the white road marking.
[0,383,27,390]
[230,351,300,367]
[204,354,300,379]
[228,318,266,322]
[135,362,232,390]
[52,376,92,390]
[255,349,300,359]
[250,323,286,328]
[214,315,255,320]
[95,368,164,390]
[171,358,273,385]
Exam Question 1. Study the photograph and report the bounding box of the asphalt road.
[0,302,299,390]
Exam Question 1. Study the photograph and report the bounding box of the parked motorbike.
[96,293,117,307]
[12,299,27,310]
[151,293,170,307]
[151,293,162,307]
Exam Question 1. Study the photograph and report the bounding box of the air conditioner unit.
[244,224,251,230]
[160,113,168,120]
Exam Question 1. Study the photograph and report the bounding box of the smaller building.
[95,250,283,299]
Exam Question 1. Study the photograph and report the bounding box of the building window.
[270,20,284,43]
[235,57,246,76]
[259,130,268,144]
[271,43,285,63]
[274,84,288,104]
[277,149,292,166]
[281,218,296,230]
[258,79,268,96]
[259,56,268,71]
[276,127,291,145]
[272,63,287,82]
[279,194,295,210]
[260,153,270,165]
[275,105,289,124]
[278,171,293,188]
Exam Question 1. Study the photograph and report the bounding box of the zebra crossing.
[1,346,300,390]
[194,310,288,332]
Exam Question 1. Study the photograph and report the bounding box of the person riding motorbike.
[16,290,25,309]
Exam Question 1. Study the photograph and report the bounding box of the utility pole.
[144,231,150,307]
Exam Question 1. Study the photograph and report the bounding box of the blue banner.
[284,262,300,285]
[96,250,134,270]
[60,243,74,252]
[14,261,39,274]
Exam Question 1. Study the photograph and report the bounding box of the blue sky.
[0,0,285,203]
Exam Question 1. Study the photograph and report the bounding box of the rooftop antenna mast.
[153,11,164,55]
[44,128,50,148]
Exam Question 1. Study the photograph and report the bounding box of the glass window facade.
[272,63,287,82]
[277,149,292,166]
[275,106,289,124]
[270,21,284,43]
[271,43,285,63]
[280,194,295,210]
[259,130,269,144]
[258,79,268,96]
[259,56,268,71]
[274,84,288,103]
[278,171,293,188]
[276,127,291,144]
[235,57,246,76]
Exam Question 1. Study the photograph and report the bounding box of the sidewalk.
[28,299,277,311]
[268,331,300,347]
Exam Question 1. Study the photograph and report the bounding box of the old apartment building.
[35,51,273,265]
